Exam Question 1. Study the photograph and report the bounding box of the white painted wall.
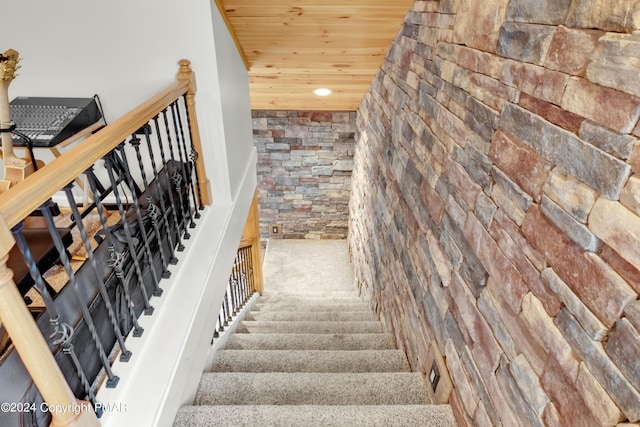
[0,0,254,202]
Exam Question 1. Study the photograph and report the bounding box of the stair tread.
[237,320,384,334]
[195,372,430,405]
[225,333,396,350]
[210,349,411,373]
[252,302,371,312]
[245,311,376,322]
[174,405,456,427]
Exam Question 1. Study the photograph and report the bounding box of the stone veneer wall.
[349,1,640,426]
[253,111,355,240]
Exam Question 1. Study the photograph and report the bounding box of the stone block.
[474,192,496,229]
[449,272,502,373]
[544,26,603,76]
[542,402,562,427]
[332,160,353,172]
[566,0,640,32]
[557,308,640,421]
[523,205,636,327]
[482,365,521,426]
[477,289,518,360]
[456,46,506,80]
[484,278,547,375]
[590,198,640,272]
[444,157,483,209]
[493,209,546,271]
[463,93,500,142]
[506,0,571,24]
[606,318,640,391]
[458,346,502,426]
[495,356,545,427]
[489,129,552,201]
[500,103,631,200]
[509,354,550,416]
[445,340,479,417]
[541,267,607,341]
[625,300,640,332]
[540,356,602,426]
[463,214,528,311]
[452,0,510,53]
[518,93,585,135]
[562,77,640,134]
[469,72,519,112]
[453,142,493,194]
[491,166,533,216]
[580,120,637,160]
[420,180,445,224]
[426,232,453,288]
[474,402,494,427]
[542,167,597,224]
[576,363,625,425]
[497,22,556,65]
[540,195,601,251]
[440,214,488,296]
[490,183,526,225]
[501,60,568,105]
[621,175,640,217]
[519,293,578,378]
[588,31,640,97]
[490,219,561,316]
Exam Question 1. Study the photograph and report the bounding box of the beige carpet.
[174,239,456,427]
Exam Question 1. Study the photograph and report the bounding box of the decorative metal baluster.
[215,312,224,336]
[115,143,163,296]
[85,167,143,337]
[141,124,178,264]
[230,268,239,316]
[171,100,200,220]
[247,248,255,294]
[153,116,185,251]
[161,109,192,239]
[104,154,154,315]
[39,198,120,388]
[14,220,102,414]
[223,286,232,326]
[240,249,249,304]
[63,185,132,362]
[179,94,205,211]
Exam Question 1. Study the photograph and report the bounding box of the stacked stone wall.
[349,1,640,425]
[253,111,355,240]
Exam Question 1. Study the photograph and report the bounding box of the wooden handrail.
[0,80,187,232]
[0,59,209,427]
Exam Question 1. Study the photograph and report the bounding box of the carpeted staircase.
[173,240,455,427]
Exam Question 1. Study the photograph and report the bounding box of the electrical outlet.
[269,223,282,238]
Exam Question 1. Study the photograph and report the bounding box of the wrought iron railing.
[213,244,257,340]
[0,60,209,427]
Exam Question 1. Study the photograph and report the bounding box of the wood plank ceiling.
[215,0,414,111]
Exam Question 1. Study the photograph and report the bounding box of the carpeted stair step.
[236,320,384,334]
[252,301,371,312]
[257,294,365,306]
[209,350,411,373]
[194,372,430,405]
[174,404,456,427]
[245,310,376,322]
[225,333,396,350]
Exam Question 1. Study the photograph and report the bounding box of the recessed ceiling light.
[313,88,333,96]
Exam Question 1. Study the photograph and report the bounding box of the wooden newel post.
[241,191,263,295]
[177,59,212,206]
[0,219,99,427]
